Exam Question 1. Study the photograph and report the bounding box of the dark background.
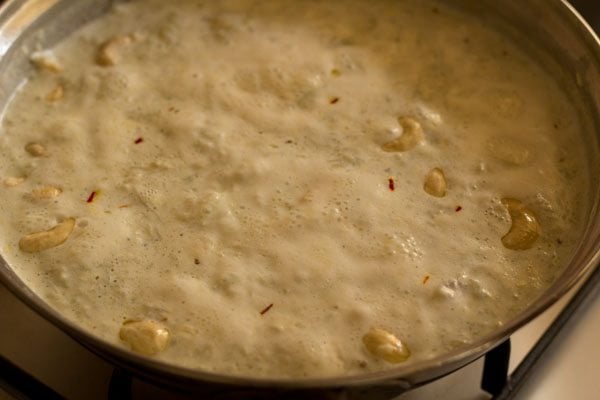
[570,0,600,32]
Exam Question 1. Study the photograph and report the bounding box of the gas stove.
[0,1,599,399]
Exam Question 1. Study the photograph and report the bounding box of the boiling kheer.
[0,0,590,378]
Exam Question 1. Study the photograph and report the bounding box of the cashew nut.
[423,167,447,197]
[97,34,133,66]
[25,142,46,157]
[501,198,540,250]
[362,327,410,363]
[19,218,76,253]
[46,84,65,102]
[119,319,170,355]
[382,117,424,152]
[30,51,62,73]
[4,176,25,187]
[29,186,62,200]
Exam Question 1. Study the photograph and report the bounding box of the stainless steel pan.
[0,1,599,398]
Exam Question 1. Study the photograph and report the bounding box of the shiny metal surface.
[0,0,599,394]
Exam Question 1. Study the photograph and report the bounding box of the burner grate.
[492,265,600,400]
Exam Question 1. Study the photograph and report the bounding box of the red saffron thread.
[422,275,430,284]
[329,97,340,104]
[134,137,143,144]
[86,191,97,203]
[455,206,463,212]
[260,303,274,315]
[388,178,395,191]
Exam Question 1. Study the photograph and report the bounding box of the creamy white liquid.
[0,0,589,378]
